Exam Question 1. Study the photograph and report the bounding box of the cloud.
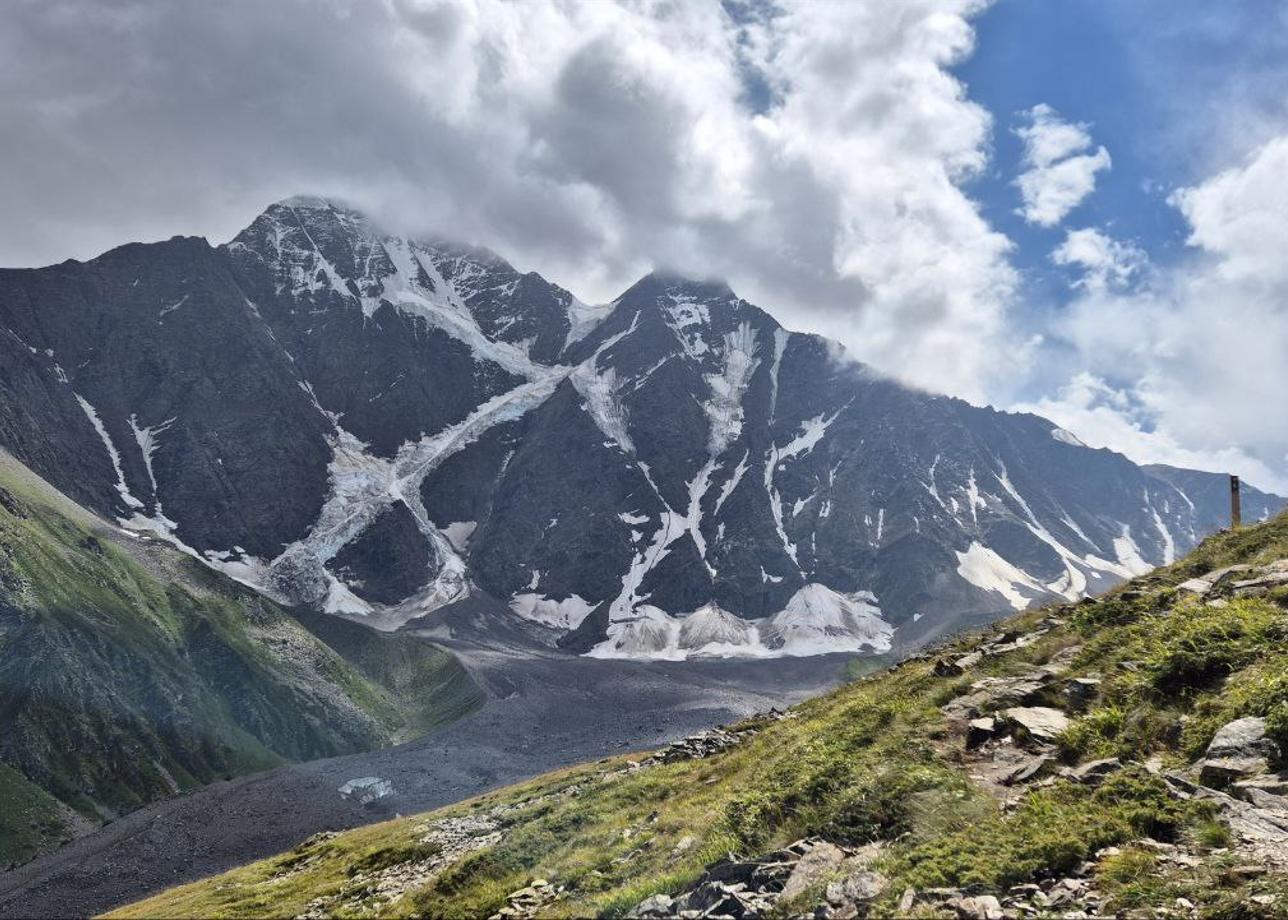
[1014,104,1111,227]
[1017,373,1287,494]
[1051,227,1147,292]
[1171,134,1288,286]
[0,0,1018,402]
[1027,134,1288,493]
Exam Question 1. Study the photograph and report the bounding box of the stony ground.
[0,630,846,919]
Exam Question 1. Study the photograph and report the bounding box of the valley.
[0,605,848,918]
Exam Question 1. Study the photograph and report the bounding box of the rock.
[629,893,675,918]
[1002,754,1056,786]
[1238,786,1288,817]
[967,717,998,749]
[1199,717,1279,789]
[898,888,917,912]
[825,869,887,904]
[944,675,1051,722]
[934,658,964,677]
[1233,773,1288,797]
[337,776,394,804]
[780,841,846,901]
[1177,577,1214,595]
[1063,677,1101,710]
[955,651,984,670]
[948,894,1004,919]
[673,835,697,856]
[1001,707,1070,745]
[1067,757,1123,786]
[1229,571,1288,597]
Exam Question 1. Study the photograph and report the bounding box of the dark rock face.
[326,501,433,605]
[0,236,333,558]
[0,197,1282,656]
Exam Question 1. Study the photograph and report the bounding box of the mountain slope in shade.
[0,449,480,865]
[0,198,1281,659]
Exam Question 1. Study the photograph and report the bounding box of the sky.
[2,0,1286,491]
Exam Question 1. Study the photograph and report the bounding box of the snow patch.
[158,294,189,319]
[509,593,595,630]
[571,364,633,453]
[955,542,1047,611]
[1113,525,1155,577]
[767,328,790,421]
[564,298,613,349]
[1050,427,1086,447]
[443,521,477,552]
[587,585,891,660]
[74,394,144,510]
[761,584,892,656]
[1150,509,1176,565]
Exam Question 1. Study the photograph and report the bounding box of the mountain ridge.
[0,197,1281,661]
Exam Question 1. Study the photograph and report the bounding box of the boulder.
[627,894,674,918]
[966,717,998,749]
[948,894,1004,919]
[898,888,917,912]
[1199,717,1279,788]
[934,658,964,677]
[1063,677,1101,710]
[1001,707,1070,745]
[1066,757,1124,786]
[1201,756,1271,788]
[825,869,888,904]
[1229,572,1288,597]
[337,776,394,804]
[1002,754,1056,786]
[1177,577,1214,595]
[779,840,845,901]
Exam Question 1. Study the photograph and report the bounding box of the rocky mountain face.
[0,197,1281,660]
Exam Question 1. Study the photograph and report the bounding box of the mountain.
[0,449,480,867]
[108,511,1288,919]
[0,197,1281,660]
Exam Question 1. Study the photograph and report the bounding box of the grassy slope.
[0,452,480,864]
[0,764,84,868]
[114,514,1288,920]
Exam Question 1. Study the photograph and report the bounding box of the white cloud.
[0,0,1019,402]
[1171,134,1288,286]
[1027,134,1288,494]
[1018,373,1287,494]
[1051,227,1147,292]
[1014,104,1112,227]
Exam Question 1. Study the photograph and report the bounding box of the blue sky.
[959,0,1288,308]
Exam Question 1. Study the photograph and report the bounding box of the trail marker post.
[1231,474,1241,530]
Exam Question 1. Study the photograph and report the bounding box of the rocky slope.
[112,511,1288,919]
[0,197,1281,660]
[0,450,480,868]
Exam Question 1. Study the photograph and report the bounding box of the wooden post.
[1231,475,1242,530]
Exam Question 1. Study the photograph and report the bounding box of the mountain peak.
[273,194,338,211]
[644,269,736,301]
[625,270,738,304]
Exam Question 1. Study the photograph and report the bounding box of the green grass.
[111,511,1288,919]
[0,454,480,863]
[0,763,73,868]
